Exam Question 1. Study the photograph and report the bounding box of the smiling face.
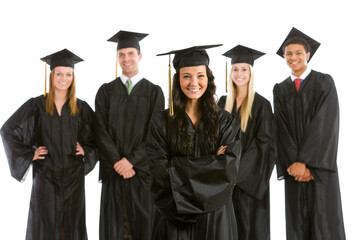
[53,66,74,92]
[179,65,208,103]
[231,63,250,88]
[284,43,310,76]
[117,47,142,78]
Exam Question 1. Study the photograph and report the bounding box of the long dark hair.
[167,66,219,155]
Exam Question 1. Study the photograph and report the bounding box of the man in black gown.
[273,27,346,240]
[95,30,165,240]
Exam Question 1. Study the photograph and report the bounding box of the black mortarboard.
[276,27,321,62]
[157,44,222,70]
[107,30,148,51]
[40,48,83,70]
[223,45,265,66]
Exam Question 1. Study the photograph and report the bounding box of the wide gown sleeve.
[170,112,241,214]
[297,75,339,172]
[127,86,164,172]
[78,101,98,175]
[236,101,275,200]
[94,84,121,176]
[1,98,38,182]
[146,110,197,223]
[147,110,241,222]
[273,84,297,178]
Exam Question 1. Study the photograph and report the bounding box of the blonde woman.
[218,45,275,240]
[1,49,97,240]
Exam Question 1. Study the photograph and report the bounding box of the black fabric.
[218,93,275,240]
[95,78,164,240]
[1,96,97,240]
[107,30,148,51]
[222,45,265,66]
[157,45,222,70]
[273,70,346,240]
[146,108,241,240]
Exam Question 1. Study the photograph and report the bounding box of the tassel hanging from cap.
[225,59,228,93]
[115,59,118,79]
[168,55,174,116]
[44,61,47,96]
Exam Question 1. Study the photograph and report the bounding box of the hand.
[287,162,306,179]
[122,168,136,179]
[217,145,228,155]
[114,157,133,175]
[297,168,314,182]
[76,142,85,156]
[33,146,48,161]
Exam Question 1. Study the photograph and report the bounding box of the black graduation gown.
[146,108,241,240]
[273,70,346,240]
[218,93,275,240]
[1,95,97,240]
[95,78,164,240]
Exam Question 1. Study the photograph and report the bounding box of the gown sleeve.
[169,111,241,214]
[1,98,38,182]
[146,110,197,223]
[236,100,275,200]
[127,85,164,173]
[297,75,339,172]
[94,84,121,177]
[273,83,297,178]
[78,101,98,175]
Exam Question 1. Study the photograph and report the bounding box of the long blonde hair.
[224,64,255,132]
[46,69,78,116]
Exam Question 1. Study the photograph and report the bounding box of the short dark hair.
[282,37,311,53]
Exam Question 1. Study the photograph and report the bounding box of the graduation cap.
[157,44,222,70]
[107,30,148,51]
[41,48,83,71]
[40,49,83,96]
[223,45,265,66]
[222,45,265,92]
[276,27,321,62]
[157,44,222,116]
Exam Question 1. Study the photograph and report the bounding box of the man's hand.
[114,157,135,178]
[297,168,314,182]
[287,162,306,179]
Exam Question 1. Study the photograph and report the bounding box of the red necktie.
[294,78,301,92]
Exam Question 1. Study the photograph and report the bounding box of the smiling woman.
[179,65,208,102]
[53,67,74,91]
[146,45,242,239]
[0,49,98,240]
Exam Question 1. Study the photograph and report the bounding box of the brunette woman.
[146,45,241,240]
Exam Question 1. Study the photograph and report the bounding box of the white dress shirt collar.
[120,72,143,87]
[291,66,312,82]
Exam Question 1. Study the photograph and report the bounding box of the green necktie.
[126,78,132,94]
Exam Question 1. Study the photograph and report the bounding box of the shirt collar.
[120,72,143,86]
[291,66,312,82]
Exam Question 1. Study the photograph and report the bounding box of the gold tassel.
[168,58,174,116]
[44,61,47,96]
[115,59,118,79]
[225,59,228,93]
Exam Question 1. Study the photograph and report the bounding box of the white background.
[0,0,359,239]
